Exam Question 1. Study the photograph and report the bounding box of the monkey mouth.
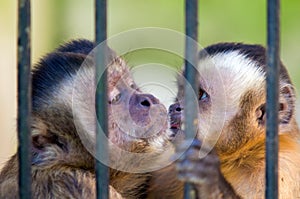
[170,122,181,130]
[169,113,182,131]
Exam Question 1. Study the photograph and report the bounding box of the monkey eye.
[130,83,137,89]
[109,92,122,104]
[199,88,209,101]
[129,83,141,92]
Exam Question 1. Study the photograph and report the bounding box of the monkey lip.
[169,113,182,130]
[170,123,181,129]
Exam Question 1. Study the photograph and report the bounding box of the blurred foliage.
[1,0,300,77]
[27,0,300,87]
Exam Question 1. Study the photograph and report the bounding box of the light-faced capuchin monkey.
[0,39,169,199]
[149,43,300,199]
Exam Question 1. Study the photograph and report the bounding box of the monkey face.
[72,56,168,159]
[107,69,168,143]
[169,51,265,148]
[103,60,170,172]
[169,43,296,153]
[169,102,182,134]
[168,68,219,145]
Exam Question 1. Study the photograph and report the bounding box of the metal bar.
[17,0,32,198]
[183,0,198,199]
[95,0,109,199]
[266,0,280,198]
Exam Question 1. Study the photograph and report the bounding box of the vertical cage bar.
[17,0,32,198]
[95,0,109,199]
[266,0,280,198]
[183,0,198,199]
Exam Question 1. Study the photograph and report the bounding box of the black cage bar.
[266,0,280,198]
[17,0,32,198]
[95,0,109,199]
[183,0,199,199]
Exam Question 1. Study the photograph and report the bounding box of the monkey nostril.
[140,99,151,107]
[169,103,182,114]
[175,107,181,112]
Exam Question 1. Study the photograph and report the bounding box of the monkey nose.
[168,102,182,114]
[129,93,160,126]
[134,93,159,108]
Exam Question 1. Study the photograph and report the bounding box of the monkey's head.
[169,43,297,154]
[31,40,168,170]
[72,50,168,152]
[106,58,168,145]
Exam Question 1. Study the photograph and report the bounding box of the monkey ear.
[278,84,295,125]
[255,84,295,126]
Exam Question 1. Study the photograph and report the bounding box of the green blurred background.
[1,0,300,168]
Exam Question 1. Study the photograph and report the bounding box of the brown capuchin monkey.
[0,39,170,199]
[149,43,300,199]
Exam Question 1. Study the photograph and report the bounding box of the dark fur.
[199,42,292,84]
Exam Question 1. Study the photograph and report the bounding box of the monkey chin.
[106,104,173,173]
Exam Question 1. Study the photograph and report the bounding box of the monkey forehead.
[107,57,133,87]
[198,51,266,99]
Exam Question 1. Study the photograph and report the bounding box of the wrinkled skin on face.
[107,63,168,146]
[168,102,184,142]
[73,53,168,157]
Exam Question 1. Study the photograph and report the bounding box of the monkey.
[148,43,300,199]
[0,39,170,199]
